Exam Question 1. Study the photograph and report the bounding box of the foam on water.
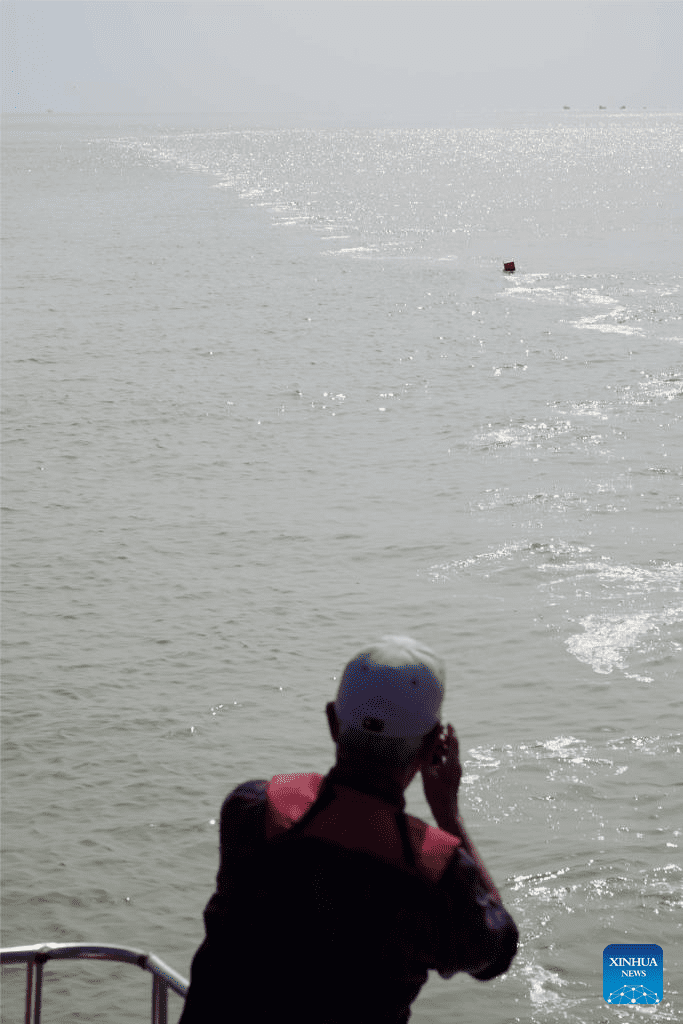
[566,607,683,680]
[425,541,682,685]
[571,317,643,335]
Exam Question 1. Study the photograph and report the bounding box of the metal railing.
[0,943,188,1024]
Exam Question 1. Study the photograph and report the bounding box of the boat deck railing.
[0,942,188,1024]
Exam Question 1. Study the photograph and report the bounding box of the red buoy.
[504,261,515,272]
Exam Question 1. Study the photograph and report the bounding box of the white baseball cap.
[335,636,445,739]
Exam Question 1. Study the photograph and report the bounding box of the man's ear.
[326,702,340,743]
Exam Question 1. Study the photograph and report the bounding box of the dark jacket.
[180,767,518,1023]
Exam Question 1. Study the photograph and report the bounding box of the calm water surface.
[2,112,681,1023]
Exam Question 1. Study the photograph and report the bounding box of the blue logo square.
[603,944,663,1005]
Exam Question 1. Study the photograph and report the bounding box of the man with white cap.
[180,636,518,1023]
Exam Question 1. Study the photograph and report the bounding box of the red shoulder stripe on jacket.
[265,773,461,883]
[265,773,325,839]
[405,815,461,883]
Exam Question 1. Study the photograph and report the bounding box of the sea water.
[2,111,681,1023]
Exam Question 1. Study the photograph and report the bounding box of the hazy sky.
[3,1,682,120]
